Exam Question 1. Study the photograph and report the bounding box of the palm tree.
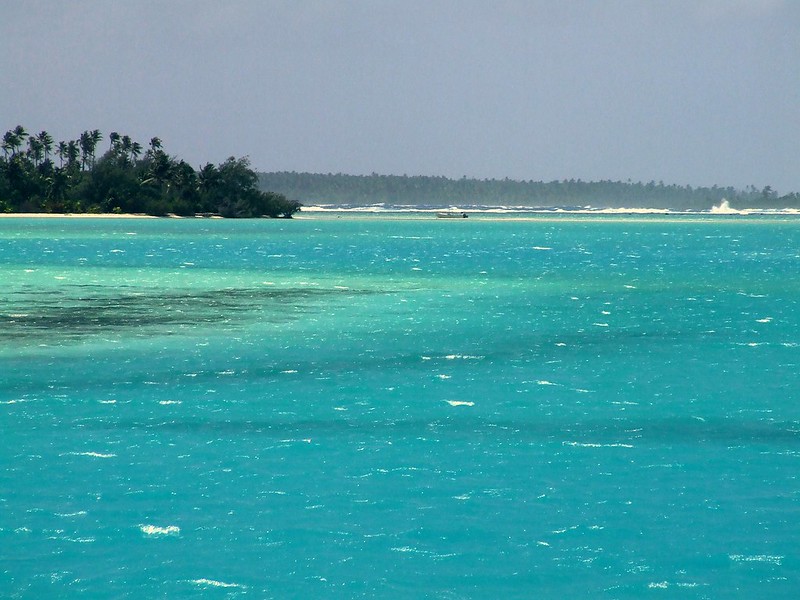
[37,131,54,163]
[1,131,14,158]
[57,141,68,167]
[145,136,162,160]
[65,140,80,171]
[120,135,133,165]
[89,130,102,166]
[13,125,28,150]
[198,163,219,192]
[27,136,44,165]
[79,131,92,170]
[12,125,28,157]
[76,129,102,170]
[3,126,27,157]
[152,151,173,182]
[130,141,143,163]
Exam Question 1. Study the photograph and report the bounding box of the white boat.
[436,211,468,218]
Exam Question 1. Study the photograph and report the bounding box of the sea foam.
[139,524,181,536]
[190,578,245,589]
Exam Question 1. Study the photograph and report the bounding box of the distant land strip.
[258,171,800,211]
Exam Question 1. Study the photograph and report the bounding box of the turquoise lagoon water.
[1,214,799,598]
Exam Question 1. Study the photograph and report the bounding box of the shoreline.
[2,210,798,223]
[0,212,159,219]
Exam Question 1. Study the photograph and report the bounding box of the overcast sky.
[2,0,798,192]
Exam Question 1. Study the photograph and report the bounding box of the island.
[0,126,301,218]
[4,125,799,216]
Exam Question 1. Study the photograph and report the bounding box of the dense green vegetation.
[259,171,800,210]
[0,126,300,217]
[5,123,794,214]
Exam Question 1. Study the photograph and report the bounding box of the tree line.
[259,171,800,210]
[0,125,301,217]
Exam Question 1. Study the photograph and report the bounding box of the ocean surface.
[2,213,799,598]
